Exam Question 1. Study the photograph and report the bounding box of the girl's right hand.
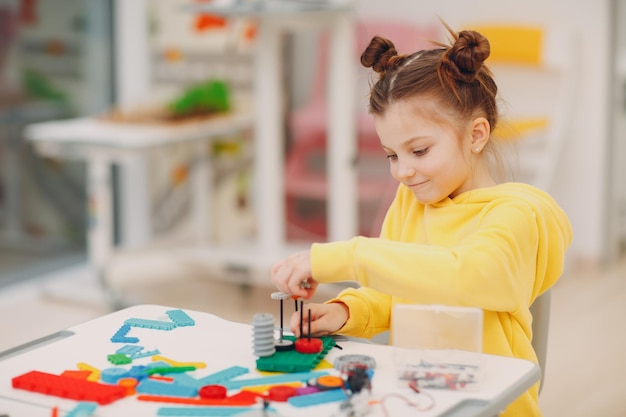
[290,302,349,338]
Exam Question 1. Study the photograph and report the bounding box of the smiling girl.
[270,23,572,417]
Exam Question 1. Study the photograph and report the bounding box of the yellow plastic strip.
[152,355,207,369]
[76,362,101,382]
[240,381,303,393]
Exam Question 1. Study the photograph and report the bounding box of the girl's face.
[375,98,492,204]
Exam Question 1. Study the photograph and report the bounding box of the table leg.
[253,20,285,257]
[87,154,124,309]
[191,140,211,245]
[327,12,357,241]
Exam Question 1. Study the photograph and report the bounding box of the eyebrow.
[381,136,432,151]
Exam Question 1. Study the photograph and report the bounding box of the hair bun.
[440,30,490,83]
[360,36,407,77]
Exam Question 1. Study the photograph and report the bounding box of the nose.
[395,157,416,179]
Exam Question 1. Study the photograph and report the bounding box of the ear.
[470,117,490,152]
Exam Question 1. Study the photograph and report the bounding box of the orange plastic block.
[12,370,126,405]
[61,370,92,380]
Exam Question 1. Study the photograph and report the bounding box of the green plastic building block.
[255,335,336,372]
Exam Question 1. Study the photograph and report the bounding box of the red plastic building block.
[136,390,261,406]
[295,338,323,354]
[12,370,126,405]
[267,385,298,402]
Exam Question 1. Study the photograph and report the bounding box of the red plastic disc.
[199,384,227,399]
[295,338,323,353]
[268,385,298,402]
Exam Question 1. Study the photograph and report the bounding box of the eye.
[413,147,430,157]
[385,153,398,161]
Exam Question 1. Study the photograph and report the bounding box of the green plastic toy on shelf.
[168,79,230,118]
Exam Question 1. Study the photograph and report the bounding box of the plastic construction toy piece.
[252,313,276,358]
[138,390,260,406]
[12,370,126,405]
[107,353,132,365]
[296,307,322,354]
[153,355,207,369]
[287,388,348,408]
[136,378,198,397]
[156,406,259,416]
[110,324,139,343]
[77,363,101,382]
[198,384,227,399]
[101,367,131,384]
[267,385,298,402]
[125,318,177,331]
[169,365,249,389]
[221,371,330,390]
[65,401,98,417]
[147,366,197,376]
[256,336,335,373]
[61,370,93,380]
[116,345,144,355]
[271,292,295,352]
[166,309,195,326]
[130,348,160,359]
[119,377,139,396]
[295,336,323,354]
[239,381,302,394]
[196,365,249,386]
[314,375,345,391]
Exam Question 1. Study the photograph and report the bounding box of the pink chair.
[286,19,440,241]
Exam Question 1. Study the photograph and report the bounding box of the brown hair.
[360,24,498,133]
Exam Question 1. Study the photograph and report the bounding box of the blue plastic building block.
[110,324,139,343]
[287,388,348,407]
[157,406,261,416]
[197,366,249,385]
[125,318,176,330]
[130,348,160,359]
[166,309,195,326]
[101,367,130,384]
[116,345,144,355]
[136,379,198,397]
[65,401,98,417]
[169,365,249,389]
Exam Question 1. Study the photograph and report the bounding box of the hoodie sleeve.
[312,199,569,313]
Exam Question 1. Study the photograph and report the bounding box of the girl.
[270,23,572,417]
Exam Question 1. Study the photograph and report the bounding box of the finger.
[288,311,303,338]
[273,265,298,296]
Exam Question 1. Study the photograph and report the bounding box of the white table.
[0,304,540,417]
[24,112,252,306]
[24,2,359,299]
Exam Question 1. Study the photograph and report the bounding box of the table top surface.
[0,304,539,417]
[23,111,252,150]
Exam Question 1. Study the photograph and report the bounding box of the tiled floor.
[1,246,625,417]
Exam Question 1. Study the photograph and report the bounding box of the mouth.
[407,180,429,188]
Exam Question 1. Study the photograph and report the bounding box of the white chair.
[529,289,552,393]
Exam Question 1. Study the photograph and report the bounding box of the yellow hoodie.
[310,182,573,417]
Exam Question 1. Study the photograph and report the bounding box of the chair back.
[529,289,552,393]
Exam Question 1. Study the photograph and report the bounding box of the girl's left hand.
[270,249,319,299]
